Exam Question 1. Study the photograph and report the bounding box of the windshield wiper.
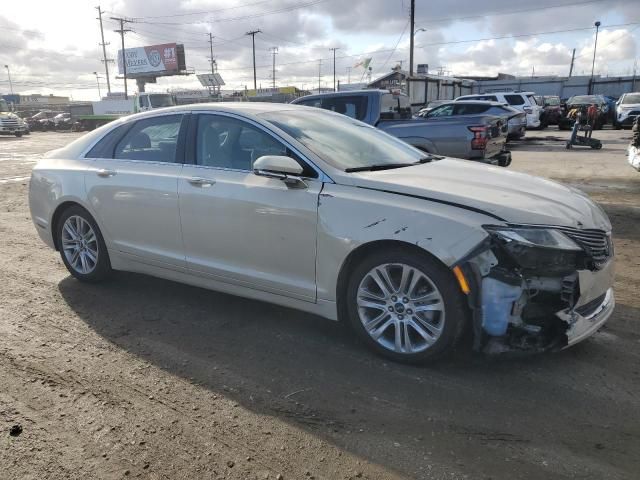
[345,162,415,173]
[345,155,442,172]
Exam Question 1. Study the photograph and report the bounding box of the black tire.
[345,247,468,363]
[56,205,112,283]
[614,122,622,130]
[15,132,22,137]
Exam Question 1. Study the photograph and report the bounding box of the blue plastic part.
[481,277,522,336]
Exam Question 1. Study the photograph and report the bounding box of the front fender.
[316,183,494,302]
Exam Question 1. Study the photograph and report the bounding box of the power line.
[132,0,330,26]
[414,0,610,27]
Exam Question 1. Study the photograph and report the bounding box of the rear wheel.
[56,206,111,282]
[346,248,467,363]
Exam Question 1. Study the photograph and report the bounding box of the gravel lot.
[1,128,639,480]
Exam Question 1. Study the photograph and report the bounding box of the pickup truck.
[291,90,511,166]
[0,99,29,137]
[70,92,175,131]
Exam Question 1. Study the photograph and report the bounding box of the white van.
[455,91,542,128]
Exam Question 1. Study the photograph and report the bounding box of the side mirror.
[253,155,306,187]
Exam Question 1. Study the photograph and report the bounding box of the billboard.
[117,43,183,77]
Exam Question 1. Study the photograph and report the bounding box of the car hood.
[345,159,611,230]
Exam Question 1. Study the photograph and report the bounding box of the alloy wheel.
[356,263,446,354]
[61,215,99,275]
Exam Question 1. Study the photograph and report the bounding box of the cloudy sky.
[1,0,639,100]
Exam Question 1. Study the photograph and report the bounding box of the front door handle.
[188,176,215,187]
[96,169,117,177]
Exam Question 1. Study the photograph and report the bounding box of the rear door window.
[295,98,322,108]
[504,94,525,106]
[427,105,454,117]
[114,114,183,163]
[380,94,412,120]
[453,104,488,115]
[85,124,131,158]
[321,96,369,121]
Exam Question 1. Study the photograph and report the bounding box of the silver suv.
[456,92,542,128]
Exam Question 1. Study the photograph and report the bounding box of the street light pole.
[93,72,102,99]
[4,65,13,94]
[589,21,601,94]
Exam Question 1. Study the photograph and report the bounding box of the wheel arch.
[335,239,457,322]
[51,200,96,251]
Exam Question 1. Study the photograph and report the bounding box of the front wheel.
[56,206,111,282]
[346,248,467,363]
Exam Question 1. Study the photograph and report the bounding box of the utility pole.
[408,0,415,97]
[318,59,322,92]
[269,47,278,89]
[111,17,132,99]
[568,48,576,77]
[589,21,601,94]
[96,6,112,94]
[346,66,352,84]
[93,71,102,99]
[246,30,261,90]
[208,33,216,74]
[329,47,339,92]
[4,65,13,94]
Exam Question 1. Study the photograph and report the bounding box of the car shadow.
[57,269,638,479]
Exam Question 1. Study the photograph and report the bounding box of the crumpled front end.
[457,224,615,354]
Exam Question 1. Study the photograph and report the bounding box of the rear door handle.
[96,169,117,177]
[187,176,215,187]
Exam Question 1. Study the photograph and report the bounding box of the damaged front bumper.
[460,226,615,354]
[561,287,614,347]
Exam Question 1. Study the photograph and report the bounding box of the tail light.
[524,107,533,114]
[469,126,489,150]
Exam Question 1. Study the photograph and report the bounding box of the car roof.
[124,101,310,120]
[453,100,505,106]
[292,89,393,100]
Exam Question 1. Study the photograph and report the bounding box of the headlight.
[484,226,583,273]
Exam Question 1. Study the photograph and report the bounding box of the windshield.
[0,100,8,112]
[568,95,603,105]
[260,109,425,171]
[545,97,560,106]
[149,94,175,108]
[622,94,640,104]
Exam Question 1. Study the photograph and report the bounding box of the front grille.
[557,227,612,268]
[1,119,19,128]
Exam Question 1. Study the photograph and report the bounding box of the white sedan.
[29,103,615,363]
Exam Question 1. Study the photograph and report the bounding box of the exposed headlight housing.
[484,226,583,274]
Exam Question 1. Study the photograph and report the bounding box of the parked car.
[417,99,450,114]
[535,95,563,126]
[420,100,527,140]
[455,92,542,129]
[559,95,609,130]
[614,92,640,129]
[27,110,59,131]
[53,112,72,130]
[292,90,511,166]
[29,103,615,363]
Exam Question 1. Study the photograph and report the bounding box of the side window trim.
[84,122,134,159]
[113,114,186,164]
[191,112,328,181]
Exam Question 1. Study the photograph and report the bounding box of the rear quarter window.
[504,95,525,106]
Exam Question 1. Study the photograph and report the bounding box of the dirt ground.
[1,128,639,480]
